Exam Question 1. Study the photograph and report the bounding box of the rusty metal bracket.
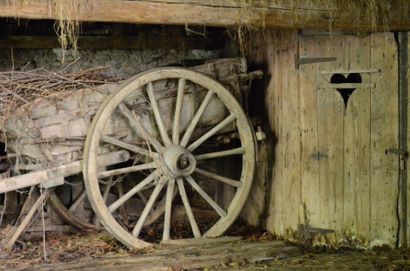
[296,56,337,69]
[385,148,409,158]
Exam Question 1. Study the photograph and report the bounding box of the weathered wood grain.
[266,30,286,236]
[370,33,399,247]
[298,34,321,231]
[265,31,401,248]
[406,32,410,247]
[0,151,129,193]
[17,240,300,271]
[0,0,409,31]
[342,35,371,244]
[282,38,301,234]
[316,37,344,233]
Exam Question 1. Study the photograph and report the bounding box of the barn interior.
[0,0,409,270]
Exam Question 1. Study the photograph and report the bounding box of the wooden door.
[298,33,399,247]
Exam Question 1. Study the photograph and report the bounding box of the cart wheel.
[49,186,98,231]
[49,176,169,231]
[83,68,255,249]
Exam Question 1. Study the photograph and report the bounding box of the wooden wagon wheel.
[83,68,255,249]
[49,175,166,231]
[48,186,98,231]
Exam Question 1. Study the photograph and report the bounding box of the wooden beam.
[0,0,409,31]
[0,35,223,50]
[0,151,129,194]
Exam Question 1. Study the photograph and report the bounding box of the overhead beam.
[0,35,223,50]
[0,0,409,31]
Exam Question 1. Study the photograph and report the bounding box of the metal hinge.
[385,148,408,170]
[385,148,409,157]
[296,56,337,69]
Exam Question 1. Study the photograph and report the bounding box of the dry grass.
[239,0,400,32]
[0,66,118,120]
[4,0,406,58]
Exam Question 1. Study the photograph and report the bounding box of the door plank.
[370,33,399,247]
[281,40,301,234]
[299,37,321,229]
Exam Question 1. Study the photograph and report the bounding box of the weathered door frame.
[398,32,409,248]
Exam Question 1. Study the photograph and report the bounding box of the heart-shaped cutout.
[330,73,362,107]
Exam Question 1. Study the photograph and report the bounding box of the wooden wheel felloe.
[83,68,255,249]
[49,185,98,231]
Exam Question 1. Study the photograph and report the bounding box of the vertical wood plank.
[265,30,301,236]
[240,31,268,227]
[275,37,286,235]
[265,31,400,248]
[299,36,321,229]
[281,38,301,234]
[316,36,345,232]
[342,35,372,244]
[406,32,410,247]
[370,33,399,247]
[266,29,284,235]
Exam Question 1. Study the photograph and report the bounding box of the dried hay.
[6,0,405,51]
[239,0,399,32]
[0,66,118,123]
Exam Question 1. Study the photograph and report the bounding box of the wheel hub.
[163,145,196,178]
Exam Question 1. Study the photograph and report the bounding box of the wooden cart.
[0,58,261,249]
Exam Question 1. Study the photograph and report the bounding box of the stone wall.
[0,48,222,79]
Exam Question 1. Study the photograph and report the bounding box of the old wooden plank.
[0,0,409,31]
[370,33,399,247]
[316,36,344,233]
[0,35,223,50]
[4,189,51,248]
[281,36,301,234]
[266,30,285,236]
[277,40,290,234]
[270,31,284,236]
[239,31,268,226]
[0,151,129,193]
[25,240,300,271]
[342,35,372,244]
[298,34,321,230]
[402,31,410,247]
[161,236,242,246]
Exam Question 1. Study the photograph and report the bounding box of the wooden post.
[4,189,51,249]
[399,32,409,247]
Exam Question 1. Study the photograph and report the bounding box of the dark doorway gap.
[330,73,362,107]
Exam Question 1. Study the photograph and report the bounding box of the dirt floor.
[0,230,410,270]
[214,249,410,271]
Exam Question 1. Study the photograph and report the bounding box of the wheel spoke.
[95,177,114,226]
[69,191,86,212]
[132,180,166,237]
[162,179,175,241]
[108,170,157,213]
[195,147,245,161]
[180,90,214,147]
[185,175,227,218]
[187,113,236,152]
[102,135,154,157]
[98,162,156,178]
[138,192,148,204]
[176,178,201,238]
[143,185,178,227]
[194,168,242,188]
[147,82,172,147]
[118,103,164,152]
[172,78,186,145]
